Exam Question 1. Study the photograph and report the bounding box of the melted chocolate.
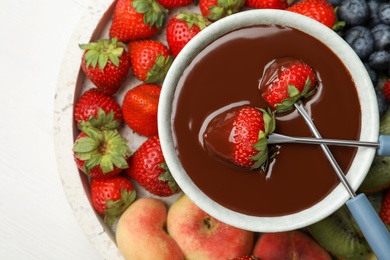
[172,25,361,216]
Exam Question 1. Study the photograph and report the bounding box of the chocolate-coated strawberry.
[91,175,136,226]
[73,127,132,179]
[126,136,180,197]
[166,12,211,57]
[79,38,130,96]
[203,106,275,169]
[109,0,167,42]
[74,88,123,130]
[128,40,173,84]
[122,83,161,137]
[260,57,317,113]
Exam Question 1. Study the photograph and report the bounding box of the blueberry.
[327,0,342,7]
[344,26,375,60]
[371,24,390,51]
[364,62,378,85]
[369,50,390,71]
[379,3,390,25]
[376,88,389,117]
[367,0,385,26]
[338,0,370,27]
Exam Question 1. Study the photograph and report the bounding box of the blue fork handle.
[378,135,390,156]
[346,193,390,259]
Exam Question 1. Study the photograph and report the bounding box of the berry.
[90,176,136,226]
[379,3,390,25]
[245,0,288,10]
[338,0,370,27]
[122,83,161,137]
[369,50,390,71]
[376,87,389,117]
[200,0,246,21]
[327,0,342,6]
[379,188,390,225]
[382,79,390,102]
[109,0,167,42]
[364,62,378,85]
[74,88,123,130]
[203,106,275,169]
[79,38,130,96]
[287,0,336,29]
[128,40,173,84]
[157,0,194,8]
[371,24,390,51]
[126,136,180,197]
[73,127,132,179]
[367,0,384,27]
[166,12,211,57]
[344,26,375,60]
[260,57,317,113]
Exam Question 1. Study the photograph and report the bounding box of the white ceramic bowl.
[158,9,379,232]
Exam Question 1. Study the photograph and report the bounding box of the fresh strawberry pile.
[71,0,390,258]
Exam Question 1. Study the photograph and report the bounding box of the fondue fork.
[294,102,390,259]
[267,133,390,156]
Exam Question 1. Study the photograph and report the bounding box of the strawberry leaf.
[207,0,245,21]
[177,11,211,30]
[104,189,137,226]
[73,127,132,174]
[158,162,180,192]
[79,108,121,131]
[79,38,126,70]
[133,0,167,28]
[145,54,174,84]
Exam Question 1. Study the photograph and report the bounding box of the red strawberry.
[79,38,130,96]
[157,0,194,9]
[287,0,336,29]
[109,0,167,42]
[260,57,317,113]
[128,40,173,84]
[166,12,211,57]
[122,83,161,137]
[232,256,260,260]
[90,175,136,226]
[245,0,288,10]
[382,79,390,102]
[203,106,275,169]
[126,136,180,197]
[199,0,245,21]
[73,127,132,179]
[380,188,390,226]
[74,88,123,130]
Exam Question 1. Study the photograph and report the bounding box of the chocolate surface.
[172,25,361,216]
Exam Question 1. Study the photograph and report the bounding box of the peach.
[252,230,331,259]
[167,194,254,259]
[116,197,184,260]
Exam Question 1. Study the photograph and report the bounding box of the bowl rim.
[158,9,379,232]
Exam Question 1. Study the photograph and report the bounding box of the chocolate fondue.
[171,25,361,216]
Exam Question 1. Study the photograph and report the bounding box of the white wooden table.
[0,0,103,259]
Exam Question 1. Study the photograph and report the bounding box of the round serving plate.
[53,0,198,258]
